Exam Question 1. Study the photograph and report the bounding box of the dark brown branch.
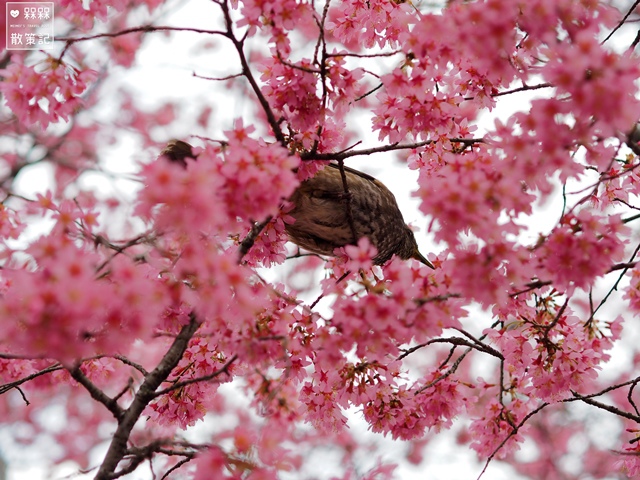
[309,270,352,309]
[68,366,124,420]
[609,261,638,272]
[160,457,193,480]
[415,346,471,394]
[57,25,227,61]
[94,233,156,274]
[541,297,569,337]
[118,439,203,480]
[354,83,383,102]
[300,138,484,161]
[415,293,461,305]
[568,391,640,423]
[509,255,638,299]
[0,364,62,400]
[491,82,551,98]
[238,217,272,262]
[623,212,640,224]
[113,378,134,403]
[462,82,552,102]
[113,355,149,376]
[631,29,640,50]
[276,49,322,74]
[398,336,503,361]
[327,50,402,59]
[454,328,504,359]
[561,376,640,401]
[337,159,359,245]
[509,280,552,297]
[95,315,201,480]
[589,241,640,322]
[477,403,549,479]
[193,72,243,82]
[57,26,227,44]
[601,0,640,45]
[630,379,640,417]
[219,1,285,145]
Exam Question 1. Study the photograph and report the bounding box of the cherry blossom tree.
[2,0,640,478]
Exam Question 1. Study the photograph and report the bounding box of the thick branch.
[238,216,272,262]
[95,316,201,480]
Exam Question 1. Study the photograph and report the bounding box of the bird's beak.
[413,249,435,269]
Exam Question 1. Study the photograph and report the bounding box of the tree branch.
[57,26,228,61]
[219,1,285,145]
[95,315,201,480]
[0,364,62,400]
[601,0,640,45]
[68,366,125,420]
[477,403,549,479]
[568,391,640,423]
[300,138,485,161]
[238,216,272,262]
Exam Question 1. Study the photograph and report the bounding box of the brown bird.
[158,140,434,268]
[286,163,435,268]
[160,139,198,166]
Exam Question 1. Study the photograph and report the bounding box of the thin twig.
[0,364,63,397]
[477,403,549,479]
[193,72,243,82]
[568,391,640,423]
[219,1,285,144]
[590,241,640,321]
[300,138,484,161]
[152,354,237,397]
[57,26,228,60]
[601,0,640,45]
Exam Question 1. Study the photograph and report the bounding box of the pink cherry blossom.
[0,56,97,128]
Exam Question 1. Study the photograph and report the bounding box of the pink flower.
[0,56,97,128]
[540,212,626,290]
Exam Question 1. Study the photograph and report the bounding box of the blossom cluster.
[136,122,299,238]
[0,232,164,362]
[540,211,627,290]
[0,56,97,128]
[260,53,365,146]
[147,337,234,429]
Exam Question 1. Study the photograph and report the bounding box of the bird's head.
[399,226,435,269]
[160,139,197,167]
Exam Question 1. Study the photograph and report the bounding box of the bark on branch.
[95,315,201,480]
